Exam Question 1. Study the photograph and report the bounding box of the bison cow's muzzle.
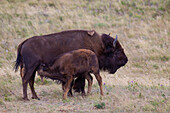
[118,57,128,67]
[109,57,128,74]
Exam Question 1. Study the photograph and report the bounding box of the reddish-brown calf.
[37,49,104,99]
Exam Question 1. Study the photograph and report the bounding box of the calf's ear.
[87,30,95,36]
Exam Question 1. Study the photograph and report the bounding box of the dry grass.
[0,0,169,112]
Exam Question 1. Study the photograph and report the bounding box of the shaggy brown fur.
[14,30,127,100]
[37,49,103,99]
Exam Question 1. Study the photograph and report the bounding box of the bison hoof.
[63,97,67,100]
[32,97,40,100]
[68,93,73,97]
[68,94,73,97]
[101,92,104,96]
[23,97,30,101]
[81,93,86,97]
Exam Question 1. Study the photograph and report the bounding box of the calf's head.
[99,34,128,74]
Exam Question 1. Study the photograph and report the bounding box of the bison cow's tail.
[14,44,22,72]
[14,39,28,72]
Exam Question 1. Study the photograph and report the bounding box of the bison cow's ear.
[87,30,95,36]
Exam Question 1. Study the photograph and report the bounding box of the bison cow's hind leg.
[20,66,29,101]
[29,70,40,100]
[21,62,40,101]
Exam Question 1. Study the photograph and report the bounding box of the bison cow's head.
[99,34,128,74]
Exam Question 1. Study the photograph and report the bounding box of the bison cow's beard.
[98,55,127,74]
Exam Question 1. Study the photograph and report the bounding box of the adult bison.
[14,30,128,100]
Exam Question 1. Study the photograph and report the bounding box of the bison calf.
[37,49,103,99]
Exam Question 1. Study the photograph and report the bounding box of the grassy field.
[0,0,169,112]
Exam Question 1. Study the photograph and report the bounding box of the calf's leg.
[63,76,73,99]
[68,80,74,96]
[85,73,93,95]
[62,80,74,97]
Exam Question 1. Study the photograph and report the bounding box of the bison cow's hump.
[22,30,102,53]
[21,30,103,65]
[41,30,95,38]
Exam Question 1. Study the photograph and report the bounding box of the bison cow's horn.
[113,35,118,47]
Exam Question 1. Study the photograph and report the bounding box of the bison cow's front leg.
[63,76,73,99]
[94,73,104,96]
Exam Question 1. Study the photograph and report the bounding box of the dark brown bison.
[37,49,103,99]
[14,30,128,100]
